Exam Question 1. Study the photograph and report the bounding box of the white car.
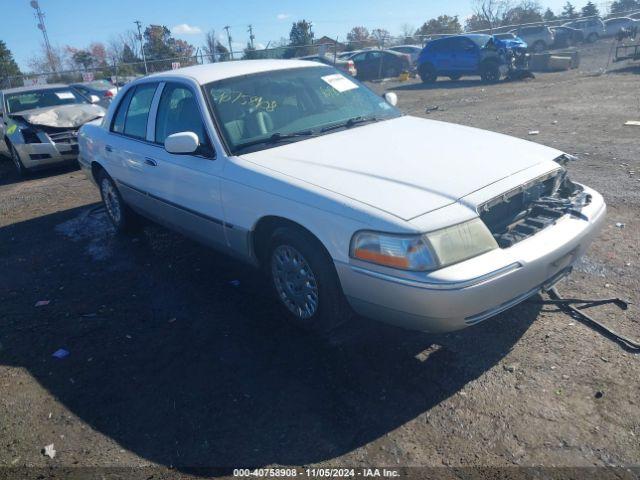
[603,17,638,37]
[563,18,606,42]
[78,60,606,334]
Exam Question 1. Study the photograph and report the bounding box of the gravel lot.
[1,39,638,478]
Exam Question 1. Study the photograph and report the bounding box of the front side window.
[155,83,209,147]
[4,87,88,114]
[204,66,401,154]
[122,83,157,139]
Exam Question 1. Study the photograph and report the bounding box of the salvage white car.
[1,84,106,176]
[78,60,606,333]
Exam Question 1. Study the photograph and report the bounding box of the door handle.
[144,157,158,167]
[105,145,113,152]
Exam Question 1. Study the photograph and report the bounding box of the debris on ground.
[615,222,626,228]
[624,120,640,127]
[425,105,440,113]
[528,130,540,135]
[595,391,604,399]
[42,444,56,459]
[52,349,69,359]
[35,300,50,307]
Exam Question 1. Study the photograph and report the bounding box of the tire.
[480,61,501,83]
[587,32,599,43]
[8,141,28,178]
[267,226,352,334]
[532,41,546,53]
[97,170,138,232]
[448,74,462,81]
[418,63,437,83]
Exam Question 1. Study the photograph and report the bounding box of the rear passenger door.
[143,81,227,249]
[104,82,159,213]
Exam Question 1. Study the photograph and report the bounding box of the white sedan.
[78,60,606,334]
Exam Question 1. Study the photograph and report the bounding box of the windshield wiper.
[234,130,316,152]
[320,115,379,133]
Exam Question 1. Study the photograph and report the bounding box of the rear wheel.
[532,40,546,53]
[267,226,352,334]
[480,61,501,83]
[418,63,437,83]
[8,142,28,178]
[97,171,138,232]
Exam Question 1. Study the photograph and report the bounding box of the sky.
[5,0,578,70]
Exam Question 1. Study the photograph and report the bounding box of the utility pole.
[29,0,56,73]
[224,26,233,60]
[134,20,148,75]
[309,21,314,44]
[247,24,255,49]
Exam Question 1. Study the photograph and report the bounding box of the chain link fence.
[3,7,640,89]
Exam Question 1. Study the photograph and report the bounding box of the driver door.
[142,81,227,249]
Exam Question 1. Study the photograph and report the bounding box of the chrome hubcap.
[101,179,122,225]
[271,245,319,320]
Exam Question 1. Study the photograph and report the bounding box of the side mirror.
[165,131,199,155]
[89,94,101,104]
[383,92,398,107]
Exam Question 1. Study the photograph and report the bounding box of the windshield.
[5,87,88,114]
[204,66,401,154]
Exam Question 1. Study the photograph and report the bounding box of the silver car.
[1,84,106,176]
[71,80,118,108]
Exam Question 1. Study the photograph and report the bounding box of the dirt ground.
[1,39,639,479]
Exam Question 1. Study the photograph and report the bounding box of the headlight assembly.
[350,218,498,272]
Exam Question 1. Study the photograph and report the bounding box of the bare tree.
[472,0,512,32]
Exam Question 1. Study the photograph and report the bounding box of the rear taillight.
[104,90,114,98]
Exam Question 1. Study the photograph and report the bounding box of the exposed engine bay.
[479,163,592,248]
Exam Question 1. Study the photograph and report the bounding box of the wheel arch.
[250,215,334,268]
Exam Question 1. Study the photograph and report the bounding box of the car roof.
[146,59,317,85]
[390,45,422,49]
[1,83,70,95]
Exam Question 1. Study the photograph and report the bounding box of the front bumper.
[336,185,606,333]
[14,141,79,169]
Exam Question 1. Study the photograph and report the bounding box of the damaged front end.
[479,156,592,248]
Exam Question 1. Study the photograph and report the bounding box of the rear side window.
[111,88,135,134]
[120,83,158,139]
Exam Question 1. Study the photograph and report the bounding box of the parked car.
[298,54,357,77]
[550,26,585,47]
[603,17,638,37]
[563,18,606,42]
[71,80,118,108]
[78,60,606,334]
[1,84,106,176]
[388,45,423,64]
[630,12,640,19]
[417,34,509,83]
[509,25,555,52]
[344,49,411,80]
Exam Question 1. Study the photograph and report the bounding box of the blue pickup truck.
[416,34,528,83]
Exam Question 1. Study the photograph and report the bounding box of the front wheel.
[98,171,138,232]
[480,62,501,83]
[8,142,28,178]
[267,227,352,334]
